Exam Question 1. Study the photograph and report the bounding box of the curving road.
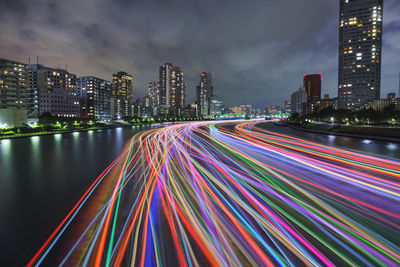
[28,120,400,266]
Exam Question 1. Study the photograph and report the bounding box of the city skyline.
[0,0,399,108]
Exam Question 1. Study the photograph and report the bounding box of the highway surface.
[27,120,400,266]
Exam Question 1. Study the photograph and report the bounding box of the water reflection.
[72,132,81,160]
[115,127,123,148]
[1,126,150,266]
[30,136,40,170]
[387,143,397,150]
[53,134,62,162]
[0,139,11,158]
[0,139,12,184]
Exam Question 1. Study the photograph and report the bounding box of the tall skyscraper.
[159,63,172,111]
[77,76,112,121]
[303,74,321,102]
[159,63,186,117]
[169,65,185,117]
[111,71,133,119]
[0,58,29,126]
[196,72,213,117]
[148,81,160,117]
[338,0,383,109]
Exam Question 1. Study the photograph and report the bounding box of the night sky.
[1,0,399,108]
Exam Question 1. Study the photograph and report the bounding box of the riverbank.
[0,120,195,140]
[0,125,128,140]
[288,123,400,143]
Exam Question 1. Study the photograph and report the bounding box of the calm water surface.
[0,126,152,266]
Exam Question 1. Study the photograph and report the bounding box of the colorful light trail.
[28,120,400,266]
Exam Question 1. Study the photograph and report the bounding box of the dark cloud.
[0,0,399,108]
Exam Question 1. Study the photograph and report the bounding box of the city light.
[27,120,400,266]
[1,0,399,266]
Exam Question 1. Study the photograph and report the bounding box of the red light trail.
[28,120,400,266]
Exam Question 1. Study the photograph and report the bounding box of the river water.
[0,122,399,265]
[0,125,153,266]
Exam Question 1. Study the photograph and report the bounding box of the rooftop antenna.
[28,57,31,65]
[36,56,39,65]
[65,64,68,71]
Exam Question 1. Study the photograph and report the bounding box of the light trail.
[28,120,400,266]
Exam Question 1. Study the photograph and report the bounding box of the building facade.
[291,88,307,114]
[30,64,80,118]
[148,81,160,117]
[185,103,198,118]
[265,105,282,116]
[338,0,383,109]
[304,74,321,102]
[196,72,213,117]
[77,76,111,121]
[159,63,185,117]
[359,98,398,111]
[169,65,185,117]
[320,94,334,109]
[0,58,29,126]
[284,100,291,114]
[209,95,223,118]
[111,71,133,120]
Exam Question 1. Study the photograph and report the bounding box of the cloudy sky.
[0,0,399,108]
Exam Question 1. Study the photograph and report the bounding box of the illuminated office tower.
[196,72,213,117]
[77,76,111,121]
[111,71,133,119]
[0,58,29,126]
[29,63,80,118]
[338,0,383,109]
[148,81,160,116]
[159,63,186,117]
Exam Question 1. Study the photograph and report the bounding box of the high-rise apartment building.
[338,0,383,109]
[291,87,307,114]
[112,71,133,99]
[185,103,198,118]
[148,81,160,116]
[0,58,29,126]
[209,95,223,118]
[196,72,213,117]
[304,74,321,102]
[159,63,172,111]
[77,76,112,121]
[159,63,186,117]
[30,64,80,118]
[111,71,133,119]
[169,66,185,117]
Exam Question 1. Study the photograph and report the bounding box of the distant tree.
[289,112,300,122]
[39,112,54,125]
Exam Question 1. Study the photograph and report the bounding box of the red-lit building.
[303,74,321,102]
